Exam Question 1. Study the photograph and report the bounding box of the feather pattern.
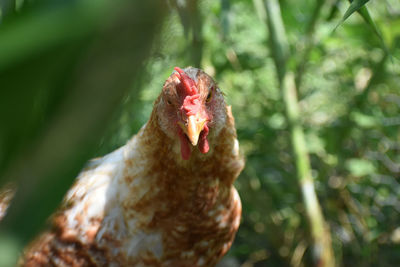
[22,67,244,267]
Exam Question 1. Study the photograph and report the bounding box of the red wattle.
[178,128,191,160]
[199,124,210,154]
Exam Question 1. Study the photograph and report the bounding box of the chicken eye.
[206,90,213,103]
[166,99,172,105]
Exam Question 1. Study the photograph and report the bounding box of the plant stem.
[263,0,335,266]
[283,73,335,267]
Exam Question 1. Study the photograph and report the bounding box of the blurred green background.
[0,0,399,266]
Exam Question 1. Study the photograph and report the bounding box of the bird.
[21,67,244,266]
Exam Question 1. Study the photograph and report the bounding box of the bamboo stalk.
[262,1,335,266]
[283,73,335,267]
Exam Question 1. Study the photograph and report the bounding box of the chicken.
[22,67,244,266]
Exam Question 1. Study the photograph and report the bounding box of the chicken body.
[23,67,244,266]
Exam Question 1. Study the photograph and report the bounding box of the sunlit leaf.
[345,158,376,177]
[350,111,378,128]
[334,0,388,63]
[356,5,388,53]
[334,0,370,30]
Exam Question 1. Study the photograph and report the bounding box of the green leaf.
[357,5,389,53]
[335,0,370,30]
[0,0,15,20]
[357,6,379,36]
[350,111,378,128]
[334,0,388,56]
[0,1,167,264]
[220,0,230,39]
[345,158,376,177]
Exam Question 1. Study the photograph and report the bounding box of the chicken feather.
[21,67,244,267]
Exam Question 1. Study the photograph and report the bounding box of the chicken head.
[156,67,227,160]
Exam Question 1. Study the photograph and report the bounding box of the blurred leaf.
[173,0,191,37]
[345,158,376,177]
[172,0,203,67]
[268,113,286,129]
[356,5,388,53]
[0,0,107,71]
[326,0,340,21]
[0,0,166,264]
[350,111,378,128]
[0,0,15,19]
[220,0,230,39]
[306,132,325,155]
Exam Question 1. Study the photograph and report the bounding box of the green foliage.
[0,0,166,265]
[345,158,376,177]
[334,0,387,53]
[1,0,400,266]
[335,0,370,28]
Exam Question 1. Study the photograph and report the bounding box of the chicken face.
[156,67,227,160]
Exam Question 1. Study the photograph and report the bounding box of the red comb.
[174,67,197,96]
[174,67,201,119]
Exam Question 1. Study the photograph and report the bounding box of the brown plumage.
[21,67,244,266]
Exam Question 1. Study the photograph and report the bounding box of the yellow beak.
[179,115,207,146]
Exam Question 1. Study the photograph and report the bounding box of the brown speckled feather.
[21,67,244,267]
